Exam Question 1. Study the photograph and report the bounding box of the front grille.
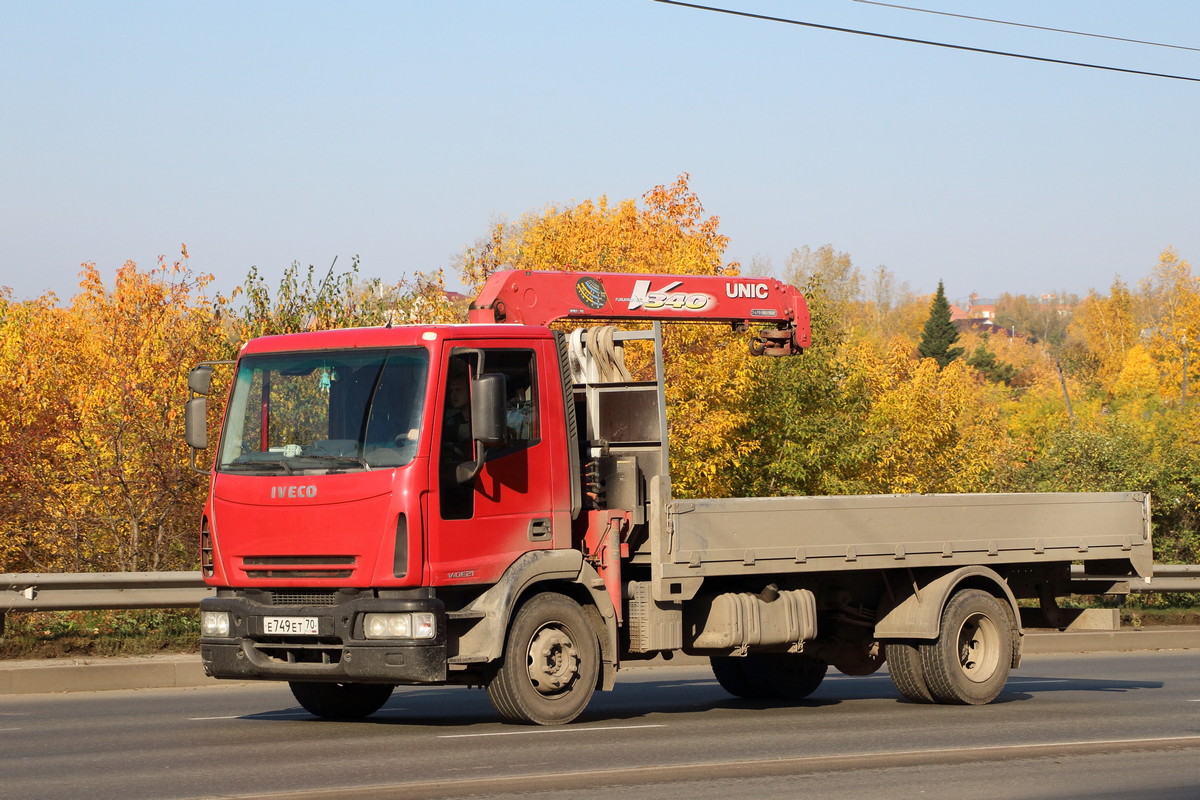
[239,555,356,580]
[200,524,214,578]
[245,569,353,579]
[266,590,341,606]
[253,642,344,665]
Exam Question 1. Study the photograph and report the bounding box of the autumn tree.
[994,292,1076,345]
[863,264,919,338]
[918,281,964,368]
[966,333,1018,385]
[0,251,226,572]
[230,257,461,344]
[1136,248,1200,405]
[734,277,874,497]
[784,245,861,312]
[1062,279,1139,397]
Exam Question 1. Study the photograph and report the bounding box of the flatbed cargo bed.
[658,491,1152,582]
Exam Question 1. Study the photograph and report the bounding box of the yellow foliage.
[1067,280,1138,396]
[1112,345,1160,403]
[853,341,1005,493]
[1137,249,1200,403]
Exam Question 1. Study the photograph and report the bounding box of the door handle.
[528,518,552,542]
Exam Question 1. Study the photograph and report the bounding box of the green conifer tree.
[918,281,964,368]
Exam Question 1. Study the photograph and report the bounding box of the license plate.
[263,616,320,636]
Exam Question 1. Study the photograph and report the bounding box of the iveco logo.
[270,485,318,499]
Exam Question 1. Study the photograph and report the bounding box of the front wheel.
[486,593,599,725]
[289,681,394,720]
[919,589,1013,705]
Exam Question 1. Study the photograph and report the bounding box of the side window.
[437,348,539,521]
[439,354,476,521]
[491,349,538,447]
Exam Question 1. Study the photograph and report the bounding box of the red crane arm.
[468,270,811,351]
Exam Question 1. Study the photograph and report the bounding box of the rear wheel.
[919,589,1013,705]
[884,641,934,703]
[750,653,827,699]
[710,656,763,699]
[486,593,599,725]
[288,681,394,720]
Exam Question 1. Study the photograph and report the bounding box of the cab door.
[425,341,561,585]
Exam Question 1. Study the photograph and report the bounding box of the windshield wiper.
[223,459,295,474]
[301,454,370,470]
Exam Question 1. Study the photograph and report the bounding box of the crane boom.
[468,270,811,353]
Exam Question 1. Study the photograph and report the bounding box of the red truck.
[186,270,1151,724]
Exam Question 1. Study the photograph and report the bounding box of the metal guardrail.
[1,572,212,615]
[1070,564,1200,594]
[1,566,1197,626]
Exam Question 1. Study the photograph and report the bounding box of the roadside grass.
[0,609,199,660]
[1121,606,1200,627]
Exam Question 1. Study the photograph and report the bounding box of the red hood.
[207,466,419,587]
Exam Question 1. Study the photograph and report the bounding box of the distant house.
[966,294,999,321]
[1039,293,1074,316]
[952,295,1007,336]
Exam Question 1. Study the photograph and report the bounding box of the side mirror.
[470,373,508,446]
[188,365,214,395]
[185,397,208,450]
[455,373,508,484]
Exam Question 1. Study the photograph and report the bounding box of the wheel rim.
[956,611,1001,683]
[526,623,580,696]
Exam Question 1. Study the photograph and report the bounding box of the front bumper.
[199,591,447,684]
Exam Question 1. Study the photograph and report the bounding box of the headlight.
[363,612,436,640]
[201,611,231,637]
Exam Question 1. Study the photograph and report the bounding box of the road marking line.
[191,711,313,720]
[190,715,243,720]
[439,723,666,739]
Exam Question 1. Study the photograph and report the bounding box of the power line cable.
[851,0,1200,53]
[653,0,1200,83]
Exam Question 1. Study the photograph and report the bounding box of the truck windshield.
[218,347,429,474]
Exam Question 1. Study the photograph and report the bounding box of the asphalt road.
[3,650,1199,800]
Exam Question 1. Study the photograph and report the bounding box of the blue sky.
[2,0,1198,305]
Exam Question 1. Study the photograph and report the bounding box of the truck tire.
[919,589,1013,705]
[710,656,764,699]
[711,653,827,700]
[288,681,394,720]
[752,653,827,700]
[884,641,934,703]
[486,592,599,725]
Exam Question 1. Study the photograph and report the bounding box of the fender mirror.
[188,365,214,395]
